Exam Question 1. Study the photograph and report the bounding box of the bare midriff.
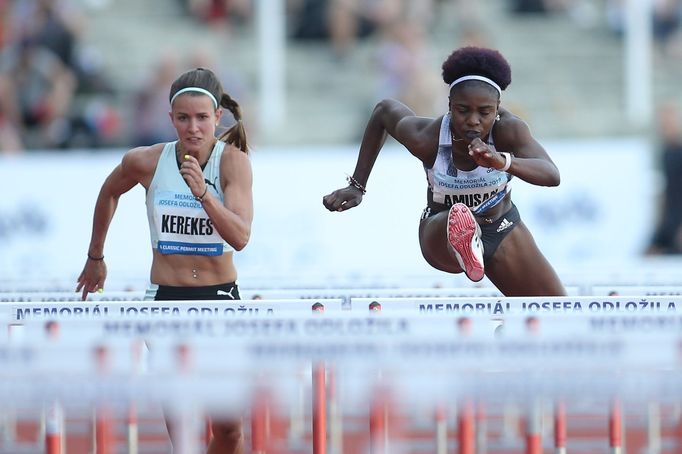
[150,249,237,286]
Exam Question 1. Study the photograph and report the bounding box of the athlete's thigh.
[485,221,566,296]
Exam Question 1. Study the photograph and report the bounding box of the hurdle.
[610,398,623,454]
[1,299,345,453]
[312,362,326,454]
[457,400,474,454]
[554,400,566,454]
[434,405,447,454]
[44,401,63,454]
[3,302,682,453]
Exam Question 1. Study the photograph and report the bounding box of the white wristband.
[499,152,512,172]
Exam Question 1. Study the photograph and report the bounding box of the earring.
[495,114,501,121]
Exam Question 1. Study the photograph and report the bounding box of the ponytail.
[218,93,249,154]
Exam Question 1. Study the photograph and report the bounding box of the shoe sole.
[447,203,485,282]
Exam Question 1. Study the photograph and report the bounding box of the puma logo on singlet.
[217,288,235,299]
[204,177,219,192]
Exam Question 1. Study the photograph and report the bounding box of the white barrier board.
[0,298,345,323]
[351,296,682,315]
[0,139,661,287]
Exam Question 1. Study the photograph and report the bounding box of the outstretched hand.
[468,137,505,170]
[323,186,364,212]
[76,259,107,301]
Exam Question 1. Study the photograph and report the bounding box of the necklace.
[450,130,464,143]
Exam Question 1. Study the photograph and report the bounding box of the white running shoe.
[447,203,485,282]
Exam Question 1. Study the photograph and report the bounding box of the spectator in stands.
[328,0,400,58]
[289,0,421,59]
[5,0,119,149]
[652,0,682,55]
[76,67,253,454]
[0,73,24,152]
[180,0,252,32]
[509,0,548,14]
[647,102,682,255]
[0,36,77,148]
[0,0,13,52]
[188,48,254,139]
[131,52,181,147]
[375,18,441,117]
[510,0,601,28]
[10,0,86,76]
[607,0,682,53]
[323,46,566,296]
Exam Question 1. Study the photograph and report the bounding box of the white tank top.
[145,141,233,255]
[424,113,511,215]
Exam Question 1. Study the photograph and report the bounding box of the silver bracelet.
[499,152,512,172]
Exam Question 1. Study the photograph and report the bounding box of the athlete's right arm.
[322,99,433,212]
[76,148,150,301]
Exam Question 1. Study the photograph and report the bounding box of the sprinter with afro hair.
[323,46,565,296]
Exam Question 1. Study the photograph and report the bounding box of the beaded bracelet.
[346,174,366,195]
[87,253,104,261]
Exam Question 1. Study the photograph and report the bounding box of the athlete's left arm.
[203,145,254,250]
[498,116,561,187]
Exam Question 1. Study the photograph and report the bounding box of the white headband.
[170,87,218,108]
[449,75,502,96]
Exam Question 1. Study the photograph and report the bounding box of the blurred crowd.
[0,0,119,153]
[0,0,681,154]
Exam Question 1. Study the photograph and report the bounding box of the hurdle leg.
[251,389,268,454]
[94,405,115,454]
[525,400,542,454]
[328,366,343,454]
[501,401,520,443]
[288,367,306,446]
[2,407,16,445]
[457,400,474,454]
[312,363,327,454]
[435,405,447,454]
[476,402,487,454]
[5,325,20,446]
[554,400,566,454]
[45,401,63,454]
[647,402,661,454]
[369,389,387,454]
[128,403,138,454]
[647,401,661,454]
[609,399,622,454]
[675,402,682,453]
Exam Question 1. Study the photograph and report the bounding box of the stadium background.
[1,0,681,289]
[2,2,682,453]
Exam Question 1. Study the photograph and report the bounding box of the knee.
[211,419,243,444]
